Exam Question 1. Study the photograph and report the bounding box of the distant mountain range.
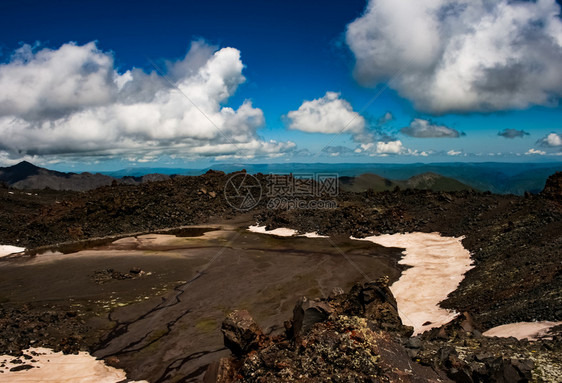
[194,162,561,195]
[0,161,169,192]
[339,172,474,193]
[1,161,561,194]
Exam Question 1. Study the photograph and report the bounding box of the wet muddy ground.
[0,223,404,382]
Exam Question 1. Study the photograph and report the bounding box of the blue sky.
[0,0,562,170]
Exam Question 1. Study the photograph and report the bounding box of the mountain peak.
[12,160,40,169]
[0,161,44,184]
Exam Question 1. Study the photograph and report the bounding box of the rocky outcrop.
[206,279,447,382]
[207,280,562,383]
[221,310,266,356]
[542,171,562,201]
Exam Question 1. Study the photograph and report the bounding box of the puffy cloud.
[526,148,547,155]
[498,128,530,139]
[0,41,293,161]
[537,132,562,147]
[358,140,406,155]
[353,140,435,157]
[0,42,116,119]
[376,140,405,154]
[400,118,461,138]
[346,0,562,113]
[286,93,399,149]
[287,92,365,136]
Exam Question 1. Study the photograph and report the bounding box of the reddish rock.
[221,310,264,356]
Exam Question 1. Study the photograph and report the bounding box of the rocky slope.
[542,171,562,202]
[1,170,561,382]
[256,173,562,330]
[0,170,232,248]
[207,280,561,382]
[1,171,561,329]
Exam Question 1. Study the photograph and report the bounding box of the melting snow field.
[248,227,473,335]
[0,348,147,382]
[483,321,562,340]
[0,245,26,258]
[354,233,473,335]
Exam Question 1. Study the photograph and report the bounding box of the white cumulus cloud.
[0,42,116,119]
[0,40,294,162]
[537,132,562,147]
[286,92,365,136]
[526,148,547,155]
[346,0,562,113]
[359,140,406,155]
[375,140,404,154]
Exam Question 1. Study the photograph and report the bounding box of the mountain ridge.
[0,161,170,191]
[1,161,562,194]
[339,172,475,193]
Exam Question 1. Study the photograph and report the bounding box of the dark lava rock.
[0,305,89,356]
[221,310,265,356]
[209,278,450,382]
[91,268,142,284]
[542,171,562,201]
[416,313,561,383]
[209,277,562,382]
[290,297,333,339]
[10,364,34,372]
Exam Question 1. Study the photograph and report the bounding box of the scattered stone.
[406,337,422,349]
[221,310,264,356]
[10,364,34,372]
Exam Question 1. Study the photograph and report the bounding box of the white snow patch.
[248,225,328,238]
[354,232,473,335]
[248,225,297,237]
[483,321,562,341]
[0,347,147,382]
[0,245,26,258]
[300,232,329,238]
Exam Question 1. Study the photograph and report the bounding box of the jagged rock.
[486,357,533,383]
[221,310,264,356]
[209,275,560,382]
[338,278,413,337]
[542,171,562,201]
[290,297,333,339]
[209,281,452,382]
